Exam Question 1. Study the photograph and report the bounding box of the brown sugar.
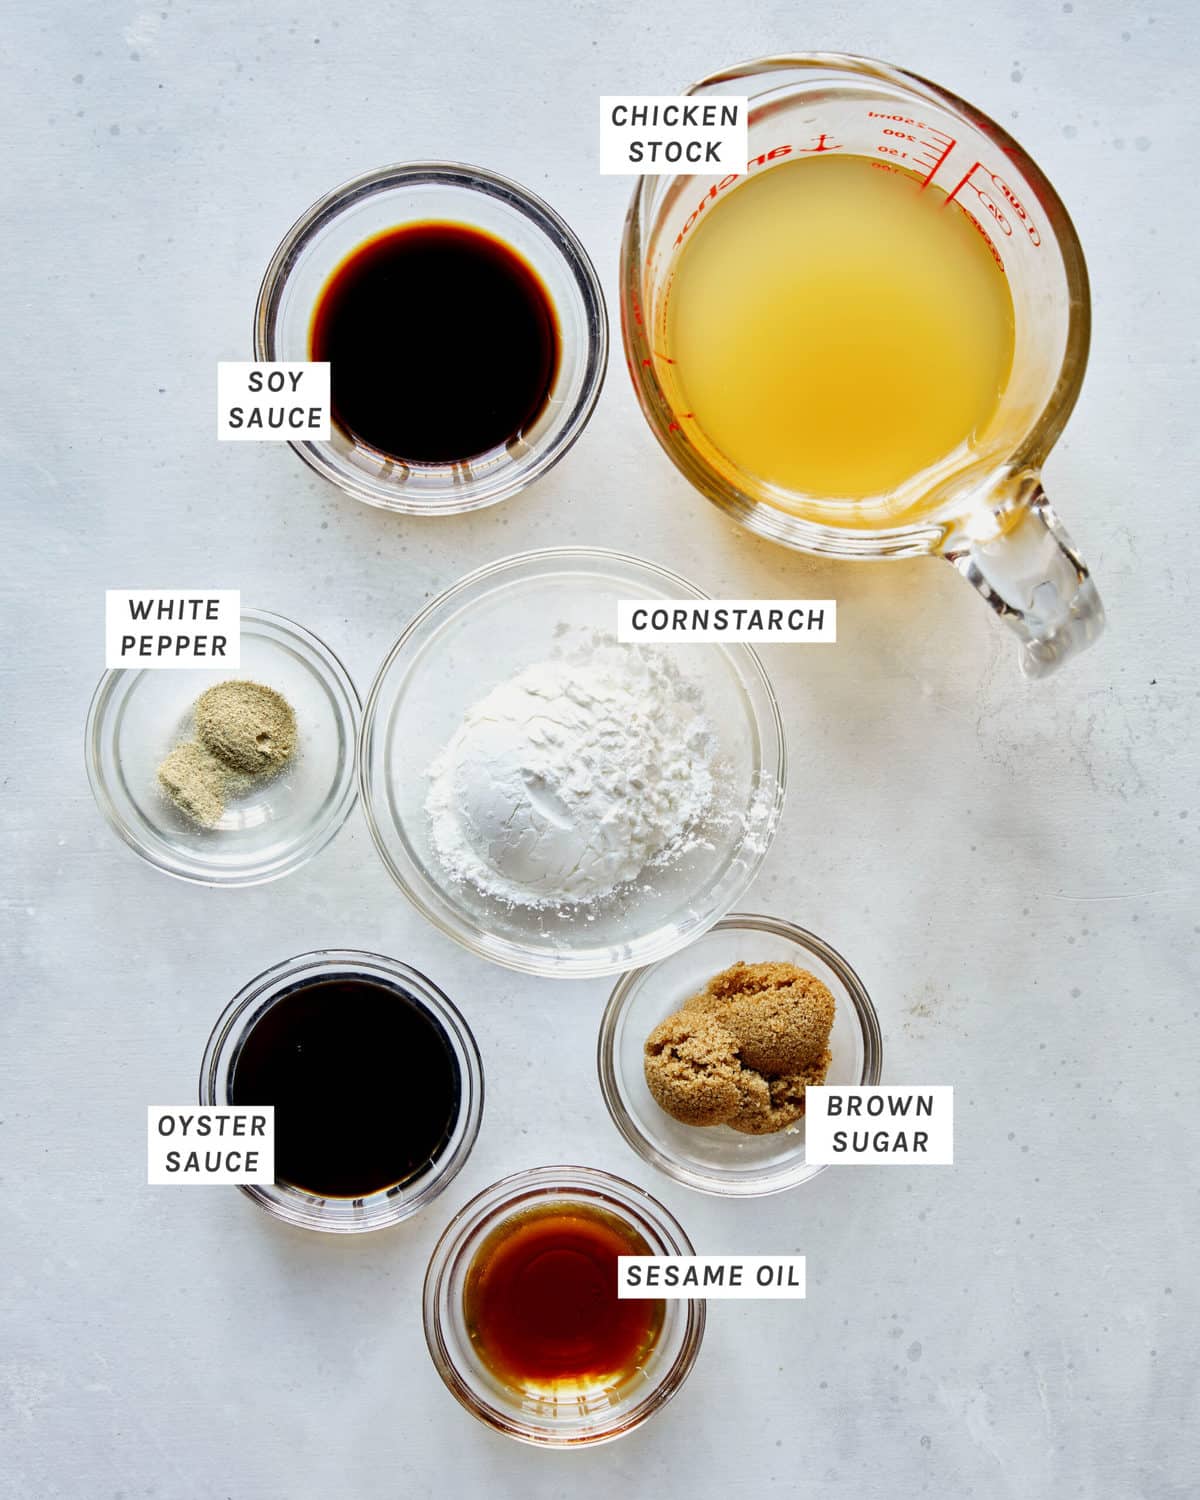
[726,1052,833,1135]
[645,960,836,1135]
[685,961,836,1073]
[643,1013,744,1126]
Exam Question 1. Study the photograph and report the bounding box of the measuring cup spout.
[943,482,1104,678]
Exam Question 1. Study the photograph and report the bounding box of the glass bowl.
[598,914,882,1195]
[255,161,608,514]
[200,950,484,1233]
[359,548,786,978]
[85,608,360,887]
[423,1165,704,1445]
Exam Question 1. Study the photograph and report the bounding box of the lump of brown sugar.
[686,961,836,1074]
[646,959,836,1135]
[726,1051,833,1135]
[643,1012,744,1126]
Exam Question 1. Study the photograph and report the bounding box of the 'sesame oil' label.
[617,1255,806,1300]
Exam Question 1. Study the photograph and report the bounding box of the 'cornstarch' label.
[217,361,330,440]
[617,1256,805,1300]
[617,600,835,643]
[599,96,748,175]
[105,590,240,668]
[147,1107,274,1185]
[805,1087,954,1165]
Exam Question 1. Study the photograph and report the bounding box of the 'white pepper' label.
[104,590,240,668]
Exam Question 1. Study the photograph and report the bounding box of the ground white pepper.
[156,679,296,828]
[195,680,296,774]
[156,742,235,828]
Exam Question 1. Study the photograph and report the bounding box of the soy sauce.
[463,1202,664,1390]
[310,222,559,464]
[229,974,461,1199]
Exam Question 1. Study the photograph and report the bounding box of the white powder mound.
[425,644,715,907]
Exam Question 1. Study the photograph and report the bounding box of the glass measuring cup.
[620,54,1104,677]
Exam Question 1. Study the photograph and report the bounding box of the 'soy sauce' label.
[217,362,330,440]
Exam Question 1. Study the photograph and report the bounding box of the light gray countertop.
[3,2,1197,1496]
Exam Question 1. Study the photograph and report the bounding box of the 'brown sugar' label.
[805,1087,954,1164]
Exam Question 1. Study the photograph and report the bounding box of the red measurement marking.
[867,112,945,132]
[915,133,956,189]
[943,161,1041,246]
[943,161,980,207]
[797,133,841,153]
[868,111,954,185]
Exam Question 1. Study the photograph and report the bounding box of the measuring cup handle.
[944,486,1105,678]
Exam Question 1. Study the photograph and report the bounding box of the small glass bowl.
[200,950,484,1233]
[598,914,882,1196]
[255,161,608,514]
[359,548,786,978]
[423,1165,704,1445]
[85,608,360,887]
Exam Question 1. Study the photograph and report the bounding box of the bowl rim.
[597,912,884,1195]
[199,948,484,1233]
[84,606,362,888]
[421,1163,705,1445]
[254,159,609,515]
[357,546,787,978]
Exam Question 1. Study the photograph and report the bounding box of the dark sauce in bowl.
[310,221,560,465]
[229,973,461,1199]
[463,1201,664,1391]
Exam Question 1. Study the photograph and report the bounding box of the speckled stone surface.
[2,2,1196,1496]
